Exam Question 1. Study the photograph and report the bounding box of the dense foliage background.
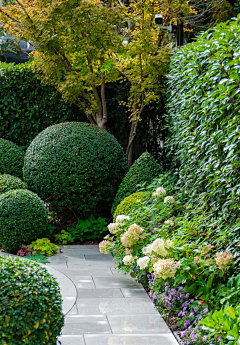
[165,17,240,228]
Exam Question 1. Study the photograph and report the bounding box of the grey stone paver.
[44,245,179,344]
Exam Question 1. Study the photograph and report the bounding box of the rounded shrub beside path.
[0,138,24,178]
[111,152,161,214]
[114,191,152,221]
[0,174,27,194]
[0,189,48,252]
[0,255,64,345]
[23,122,127,219]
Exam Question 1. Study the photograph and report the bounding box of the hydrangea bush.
[100,178,239,344]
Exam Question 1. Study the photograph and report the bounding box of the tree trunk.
[126,121,138,169]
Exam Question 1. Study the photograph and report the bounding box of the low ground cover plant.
[67,215,108,243]
[29,238,59,256]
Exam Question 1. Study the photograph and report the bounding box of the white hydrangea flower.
[107,223,119,234]
[99,240,110,254]
[164,196,175,203]
[121,223,145,247]
[153,258,180,280]
[142,244,153,256]
[104,234,110,239]
[116,215,130,224]
[165,239,174,249]
[123,254,135,266]
[151,238,168,257]
[164,219,174,226]
[152,187,166,197]
[137,256,150,270]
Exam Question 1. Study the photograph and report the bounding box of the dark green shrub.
[0,174,27,194]
[23,122,127,219]
[0,189,48,251]
[113,191,152,221]
[166,16,240,225]
[111,152,162,214]
[0,139,24,178]
[0,256,64,344]
[0,63,84,149]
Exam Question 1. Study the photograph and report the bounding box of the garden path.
[47,245,179,345]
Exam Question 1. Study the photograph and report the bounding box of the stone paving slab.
[78,288,124,298]
[76,298,158,315]
[46,245,179,344]
[107,314,170,334]
[57,335,85,345]
[84,334,179,345]
[61,315,112,335]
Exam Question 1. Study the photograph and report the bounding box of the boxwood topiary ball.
[111,152,162,214]
[113,191,152,221]
[0,138,24,178]
[0,189,49,252]
[23,122,127,218]
[0,256,64,344]
[0,174,27,194]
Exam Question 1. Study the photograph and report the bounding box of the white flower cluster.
[164,219,174,226]
[99,240,110,254]
[107,223,119,235]
[152,187,166,197]
[116,215,130,224]
[142,238,174,258]
[107,215,130,235]
[215,251,233,270]
[123,254,135,266]
[137,256,150,270]
[164,196,175,203]
[121,223,145,248]
[153,258,180,280]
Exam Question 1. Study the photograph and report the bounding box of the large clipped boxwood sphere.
[112,152,161,214]
[0,174,27,194]
[113,191,152,221]
[0,256,64,344]
[0,189,48,251]
[0,138,24,178]
[23,122,127,217]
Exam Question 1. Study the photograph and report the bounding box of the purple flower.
[203,335,207,342]
[189,312,194,317]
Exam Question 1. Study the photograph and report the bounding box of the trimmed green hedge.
[0,139,24,178]
[166,16,240,224]
[0,174,27,194]
[23,122,127,219]
[0,189,49,251]
[0,63,84,149]
[113,191,152,221]
[111,152,161,214]
[0,256,64,344]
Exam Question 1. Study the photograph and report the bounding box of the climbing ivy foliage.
[166,16,240,225]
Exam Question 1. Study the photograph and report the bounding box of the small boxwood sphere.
[0,189,49,252]
[0,174,27,194]
[113,191,152,221]
[23,122,127,218]
[111,152,161,214]
[0,138,24,178]
[0,256,64,344]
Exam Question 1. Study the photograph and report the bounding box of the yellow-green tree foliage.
[0,0,195,164]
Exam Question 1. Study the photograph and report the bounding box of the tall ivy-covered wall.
[166,16,240,225]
